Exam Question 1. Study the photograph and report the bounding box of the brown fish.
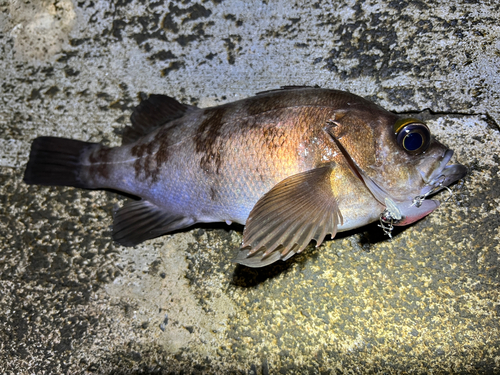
[23,87,467,267]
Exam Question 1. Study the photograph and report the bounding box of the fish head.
[386,120,467,225]
[371,116,467,200]
[327,102,467,225]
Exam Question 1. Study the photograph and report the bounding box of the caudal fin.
[23,137,97,188]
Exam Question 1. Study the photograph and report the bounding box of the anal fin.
[113,200,194,246]
[236,165,343,267]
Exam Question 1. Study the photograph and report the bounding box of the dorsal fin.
[122,94,193,144]
[255,85,320,96]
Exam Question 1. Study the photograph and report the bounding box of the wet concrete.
[1,0,500,373]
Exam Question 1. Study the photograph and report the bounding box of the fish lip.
[421,149,467,195]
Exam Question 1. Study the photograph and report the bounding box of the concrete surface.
[1,0,500,373]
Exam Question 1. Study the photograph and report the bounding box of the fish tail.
[23,137,99,189]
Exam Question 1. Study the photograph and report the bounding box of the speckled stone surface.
[1,0,500,373]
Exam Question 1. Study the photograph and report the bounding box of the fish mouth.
[420,149,468,196]
[389,149,467,227]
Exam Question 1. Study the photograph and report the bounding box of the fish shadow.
[231,259,296,288]
[231,222,406,288]
[110,193,406,287]
[356,222,406,250]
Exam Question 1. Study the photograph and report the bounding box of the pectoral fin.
[113,200,194,246]
[236,166,343,267]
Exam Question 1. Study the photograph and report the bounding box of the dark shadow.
[230,221,411,288]
[231,258,296,287]
[104,190,413,288]
[356,221,406,250]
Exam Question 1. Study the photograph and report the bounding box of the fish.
[23,87,467,267]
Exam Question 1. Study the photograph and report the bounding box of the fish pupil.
[403,132,423,151]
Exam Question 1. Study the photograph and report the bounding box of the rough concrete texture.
[1,0,500,373]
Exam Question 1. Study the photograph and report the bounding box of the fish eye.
[394,118,430,154]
